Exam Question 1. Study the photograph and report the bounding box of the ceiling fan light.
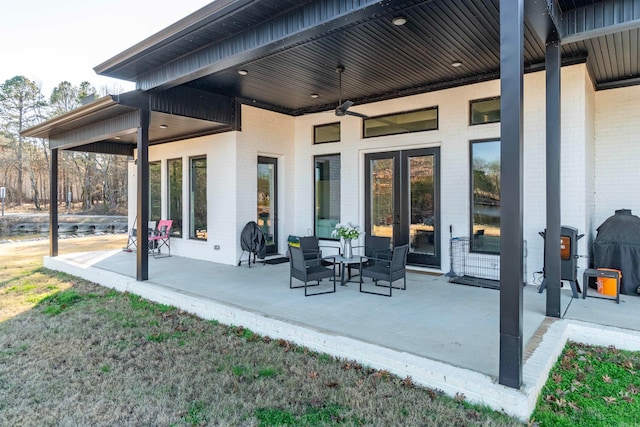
[392,16,407,26]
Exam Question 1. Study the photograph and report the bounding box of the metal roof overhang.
[92,0,640,117]
[22,88,236,155]
[23,0,640,152]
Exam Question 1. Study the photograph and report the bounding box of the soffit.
[96,0,640,115]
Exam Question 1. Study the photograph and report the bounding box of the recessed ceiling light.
[159,124,168,129]
[238,69,249,76]
[392,16,407,26]
[451,61,463,68]
[310,93,319,98]
[114,136,121,140]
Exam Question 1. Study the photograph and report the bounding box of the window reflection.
[315,155,340,239]
[149,161,161,223]
[190,157,207,240]
[168,158,182,237]
[471,140,500,253]
[409,155,435,256]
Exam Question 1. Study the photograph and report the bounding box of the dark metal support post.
[136,109,150,281]
[50,148,59,257]
[545,40,562,317]
[499,0,525,389]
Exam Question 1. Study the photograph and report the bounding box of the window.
[314,154,340,239]
[167,158,182,237]
[314,122,340,144]
[190,156,207,240]
[363,107,437,138]
[470,97,500,125]
[149,161,161,223]
[471,140,500,254]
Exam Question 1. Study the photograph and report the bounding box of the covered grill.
[238,221,266,267]
[593,209,640,295]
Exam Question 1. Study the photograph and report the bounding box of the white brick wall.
[594,85,640,228]
[293,65,595,283]
[132,63,640,283]
[130,132,239,264]
[584,70,596,259]
[235,105,295,256]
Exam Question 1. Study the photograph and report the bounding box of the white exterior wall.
[293,64,592,283]
[584,70,596,258]
[128,63,640,285]
[129,132,239,264]
[235,106,296,256]
[294,81,504,268]
[594,85,640,233]
[519,65,593,281]
[561,66,591,274]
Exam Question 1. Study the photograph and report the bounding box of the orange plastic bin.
[596,268,621,297]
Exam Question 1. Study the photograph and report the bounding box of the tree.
[49,80,96,116]
[0,78,128,213]
[0,76,47,205]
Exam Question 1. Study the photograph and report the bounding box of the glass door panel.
[368,156,398,246]
[365,148,440,268]
[408,154,435,256]
[257,157,278,254]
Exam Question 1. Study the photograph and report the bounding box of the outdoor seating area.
[123,218,173,258]
[288,237,410,295]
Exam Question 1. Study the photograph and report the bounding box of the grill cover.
[240,221,266,260]
[593,209,640,295]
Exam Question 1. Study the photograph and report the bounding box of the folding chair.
[144,221,157,254]
[123,217,138,252]
[123,218,156,252]
[148,219,172,258]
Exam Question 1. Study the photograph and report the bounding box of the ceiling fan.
[334,66,367,119]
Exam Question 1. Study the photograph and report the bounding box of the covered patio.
[21,0,640,402]
[44,249,640,420]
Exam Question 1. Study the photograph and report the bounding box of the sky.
[0,0,213,97]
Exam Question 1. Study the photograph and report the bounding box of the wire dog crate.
[448,237,527,289]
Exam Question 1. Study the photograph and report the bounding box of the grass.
[1,236,639,426]
[0,281,524,426]
[0,235,522,426]
[531,342,640,426]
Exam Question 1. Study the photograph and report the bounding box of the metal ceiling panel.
[89,0,640,117]
[134,0,422,91]
[150,87,235,124]
[185,0,531,114]
[561,0,640,43]
[95,0,307,80]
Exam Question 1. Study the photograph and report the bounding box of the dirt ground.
[0,234,127,264]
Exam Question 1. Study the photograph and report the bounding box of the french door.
[257,156,278,255]
[365,148,440,267]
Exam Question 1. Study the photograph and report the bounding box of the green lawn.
[1,236,638,426]
[0,236,522,426]
[531,342,640,426]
